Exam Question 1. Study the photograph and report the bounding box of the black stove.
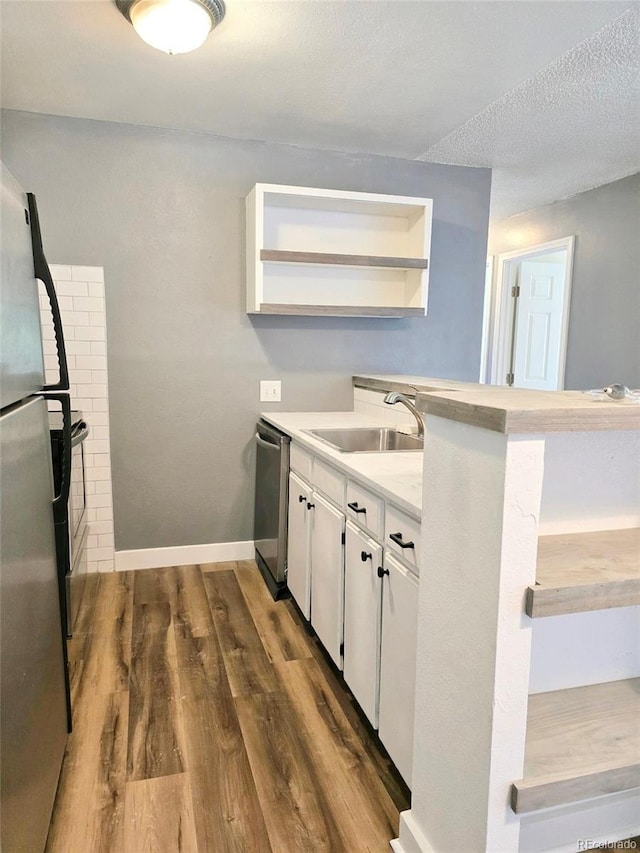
[48,409,89,638]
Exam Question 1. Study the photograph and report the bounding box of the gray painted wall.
[489,173,640,390]
[1,110,491,550]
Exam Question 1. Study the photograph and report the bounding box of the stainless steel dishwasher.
[254,419,290,598]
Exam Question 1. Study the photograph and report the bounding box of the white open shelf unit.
[513,518,640,819]
[246,183,433,317]
[514,427,640,842]
[407,392,640,853]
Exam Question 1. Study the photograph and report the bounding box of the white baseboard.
[114,540,255,572]
[391,811,435,853]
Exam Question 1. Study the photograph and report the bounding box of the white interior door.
[512,260,567,390]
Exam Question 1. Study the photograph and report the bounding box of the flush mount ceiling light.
[116,0,225,55]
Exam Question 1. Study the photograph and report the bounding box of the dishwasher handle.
[255,432,281,451]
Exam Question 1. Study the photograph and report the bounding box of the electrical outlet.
[260,380,281,402]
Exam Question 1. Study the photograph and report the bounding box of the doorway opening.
[484,237,575,390]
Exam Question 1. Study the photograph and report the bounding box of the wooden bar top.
[416,387,640,434]
[352,374,481,395]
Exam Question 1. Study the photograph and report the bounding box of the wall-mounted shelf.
[259,249,429,271]
[257,303,425,318]
[511,678,640,814]
[246,184,433,317]
[526,528,640,617]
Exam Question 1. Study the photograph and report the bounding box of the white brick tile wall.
[72,265,105,282]
[353,387,419,430]
[49,264,72,280]
[40,264,114,573]
[75,326,105,341]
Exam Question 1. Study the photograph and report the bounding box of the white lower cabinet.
[287,445,421,789]
[310,493,345,668]
[344,520,383,727]
[378,552,419,786]
[287,471,312,618]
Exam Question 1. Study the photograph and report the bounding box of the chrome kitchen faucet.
[383,392,425,438]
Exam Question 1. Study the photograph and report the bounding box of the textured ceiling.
[423,6,640,220]
[0,0,637,219]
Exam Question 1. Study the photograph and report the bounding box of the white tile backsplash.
[49,264,72,280]
[75,325,105,341]
[40,264,114,573]
[73,296,104,313]
[71,265,104,283]
[353,387,418,430]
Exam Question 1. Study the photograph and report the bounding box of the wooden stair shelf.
[511,678,640,813]
[526,528,640,618]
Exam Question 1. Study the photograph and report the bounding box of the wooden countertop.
[416,387,640,433]
[352,374,480,396]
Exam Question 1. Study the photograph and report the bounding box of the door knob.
[377,566,389,578]
[361,551,372,562]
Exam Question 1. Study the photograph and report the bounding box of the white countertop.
[260,411,423,519]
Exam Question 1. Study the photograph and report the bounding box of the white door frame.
[479,256,494,383]
[485,236,575,387]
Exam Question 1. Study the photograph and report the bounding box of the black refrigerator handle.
[47,393,72,524]
[27,193,69,392]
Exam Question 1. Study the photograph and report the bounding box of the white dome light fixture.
[116,0,225,55]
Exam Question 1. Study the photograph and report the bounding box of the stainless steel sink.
[304,427,423,453]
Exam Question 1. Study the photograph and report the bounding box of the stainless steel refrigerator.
[0,162,72,852]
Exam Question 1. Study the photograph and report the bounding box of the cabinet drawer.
[313,458,345,508]
[290,442,313,482]
[384,504,421,576]
[346,480,384,541]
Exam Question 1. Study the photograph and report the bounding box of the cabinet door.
[287,471,311,618]
[379,553,419,786]
[310,493,345,669]
[344,520,383,727]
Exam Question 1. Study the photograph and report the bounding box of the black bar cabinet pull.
[347,501,366,514]
[361,551,372,562]
[389,532,415,549]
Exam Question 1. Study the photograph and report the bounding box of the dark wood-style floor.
[46,561,409,853]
